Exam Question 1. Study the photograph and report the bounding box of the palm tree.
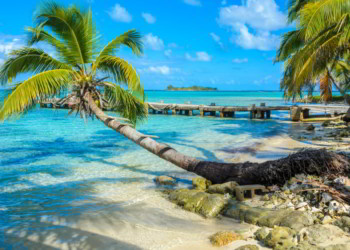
[1,2,348,186]
[276,0,350,101]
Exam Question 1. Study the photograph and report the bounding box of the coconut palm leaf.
[104,84,147,125]
[26,27,76,65]
[0,47,72,85]
[94,30,142,71]
[301,0,350,39]
[276,29,306,62]
[0,69,75,120]
[34,2,98,66]
[96,55,143,94]
[287,0,314,23]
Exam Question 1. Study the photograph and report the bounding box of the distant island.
[166,85,218,91]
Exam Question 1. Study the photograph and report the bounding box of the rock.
[263,226,297,250]
[322,215,333,224]
[255,227,270,241]
[155,176,176,186]
[235,245,259,250]
[207,181,238,195]
[225,202,313,230]
[306,124,315,131]
[168,189,228,218]
[334,216,350,232]
[324,244,350,250]
[296,202,308,210]
[183,191,208,213]
[168,189,199,206]
[321,193,333,203]
[192,177,211,190]
[291,242,320,250]
[303,224,345,245]
[198,194,228,218]
[209,231,243,247]
[279,211,314,231]
[257,209,293,228]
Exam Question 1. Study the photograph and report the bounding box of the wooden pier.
[147,102,292,120]
[39,99,348,121]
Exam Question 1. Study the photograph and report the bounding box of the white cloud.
[142,13,156,24]
[232,58,248,63]
[168,43,178,48]
[185,52,212,62]
[108,4,132,23]
[0,37,24,55]
[232,23,280,51]
[218,0,286,31]
[147,66,171,75]
[143,33,164,51]
[209,32,224,48]
[183,0,201,6]
[218,0,287,51]
[164,49,172,58]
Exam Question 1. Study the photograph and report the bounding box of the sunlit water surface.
[0,91,311,249]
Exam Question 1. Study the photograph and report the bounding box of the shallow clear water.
[0,90,308,249]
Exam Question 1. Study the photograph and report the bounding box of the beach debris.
[155,176,176,186]
[235,185,268,201]
[209,231,243,247]
[192,177,212,190]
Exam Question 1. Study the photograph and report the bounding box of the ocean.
[0,90,313,249]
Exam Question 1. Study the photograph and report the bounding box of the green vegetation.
[166,85,217,91]
[0,1,146,125]
[276,0,350,101]
[298,95,346,103]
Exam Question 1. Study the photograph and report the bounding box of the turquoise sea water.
[0,90,310,249]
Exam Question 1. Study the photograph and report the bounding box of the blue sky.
[0,0,293,90]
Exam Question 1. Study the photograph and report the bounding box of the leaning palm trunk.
[84,93,350,186]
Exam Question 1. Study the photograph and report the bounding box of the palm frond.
[0,47,72,85]
[104,84,147,126]
[34,1,99,66]
[93,30,143,71]
[27,27,76,65]
[0,69,75,121]
[276,29,305,62]
[287,0,314,23]
[96,55,143,95]
[301,0,350,39]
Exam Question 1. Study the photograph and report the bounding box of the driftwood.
[84,93,350,187]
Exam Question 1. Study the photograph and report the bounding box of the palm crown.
[276,0,350,99]
[0,2,147,125]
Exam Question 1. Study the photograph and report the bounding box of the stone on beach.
[168,189,228,218]
[207,181,238,195]
[192,177,212,190]
[209,231,243,247]
[235,245,259,250]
